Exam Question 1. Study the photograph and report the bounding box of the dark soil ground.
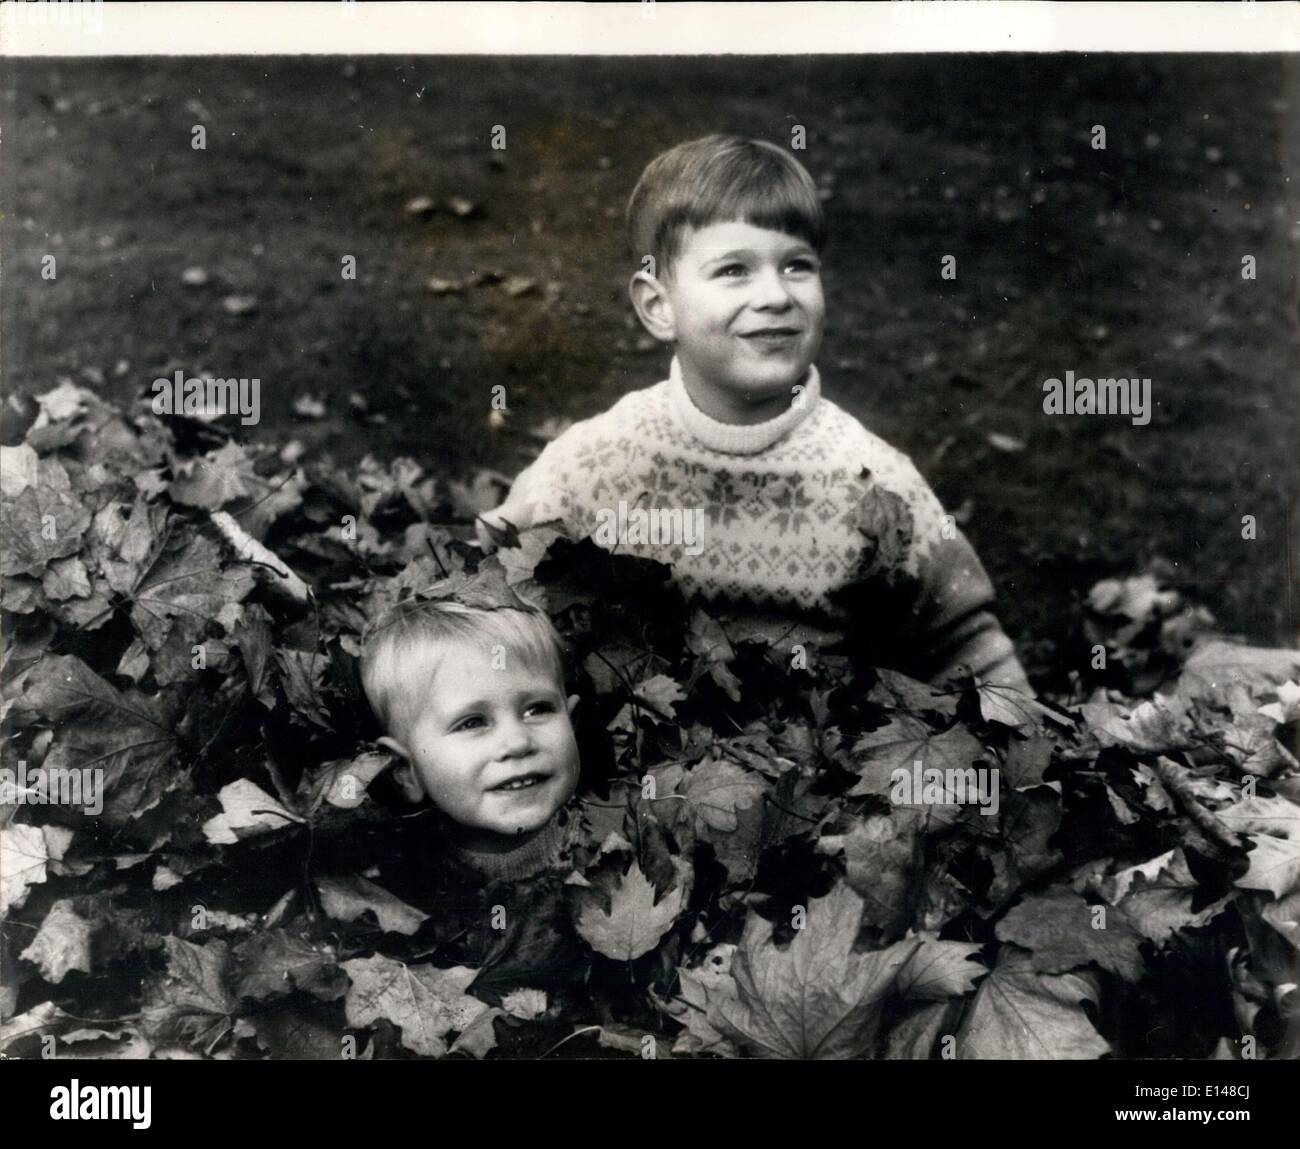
[3,54,1297,686]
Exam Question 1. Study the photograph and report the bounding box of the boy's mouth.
[487,771,551,793]
[740,327,802,348]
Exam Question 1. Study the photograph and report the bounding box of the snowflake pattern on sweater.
[507,358,1029,689]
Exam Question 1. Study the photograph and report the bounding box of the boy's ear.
[566,693,580,717]
[629,270,675,343]
[377,736,425,805]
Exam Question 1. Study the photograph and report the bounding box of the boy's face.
[380,640,580,850]
[634,219,825,422]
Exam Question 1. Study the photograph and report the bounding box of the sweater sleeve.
[847,455,1034,696]
[905,527,1034,694]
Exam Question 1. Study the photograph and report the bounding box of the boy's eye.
[525,700,557,718]
[452,715,486,732]
[714,263,747,278]
[785,257,818,274]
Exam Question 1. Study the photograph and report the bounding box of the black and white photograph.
[0,0,1297,1115]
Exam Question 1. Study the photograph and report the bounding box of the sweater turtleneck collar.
[452,813,568,883]
[666,354,821,456]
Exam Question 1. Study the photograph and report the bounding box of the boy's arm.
[847,461,1033,696]
[903,527,1034,696]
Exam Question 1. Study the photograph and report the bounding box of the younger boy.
[358,597,586,992]
[480,134,1032,694]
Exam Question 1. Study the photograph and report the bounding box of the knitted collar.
[667,354,821,456]
[452,813,568,882]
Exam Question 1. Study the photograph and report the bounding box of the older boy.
[480,135,1031,694]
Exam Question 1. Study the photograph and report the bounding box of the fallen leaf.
[995,889,1145,981]
[986,432,1026,453]
[316,874,429,936]
[341,956,489,1058]
[221,294,258,316]
[711,882,920,1059]
[5,655,181,825]
[232,929,346,1001]
[849,715,985,803]
[574,859,686,961]
[682,757,765,832]
[817,815,917,935]
[293,394,327,419]
[202,778,303,845]
[1098,849,1230,942]
[20,899,94,983]
[957,944,1110,1059]
[687,609,742,702]
[140,937,237,1051]
[895,935,986,1000]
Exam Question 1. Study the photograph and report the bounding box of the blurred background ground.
[2,53,1297,685]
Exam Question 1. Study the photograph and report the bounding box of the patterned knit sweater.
[506,356,1031,691]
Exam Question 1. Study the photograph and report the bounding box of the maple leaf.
[1235,835,1300,899]
[710,882,921,1059]
[995,889,1145,982]
[5,655,181,826]
[848,478,914,578]
[86,496,167,595]
[169,440,254,509]
[633,673,687,722]
[202,778,304,845]
[20,898,95,983]
[977,681,1073,730]
[667,945,739,1057]
[848,714,985,810]
[1080,691,1191,753]
[297,749,394,814]
[682,756,766,831]
[495,523,567,599]
[867,667,958,717]
[957,943,1110,1059]
[0,442,41,495]
[895,935,986,1000]
[1003,734,1053,790]
[231,929,346,1002]
[0,824,60,914]
[129,529,256,686]
[1097,849,1230,942]
[1220,711,1299,777]
[249,1009,348,1060]
[315,874,430,936]
[0,454,92,576]
[574,859,687,961]
[687,608,742,702]
[341,956,491,1059]
[817,814,917,935]
[883,1000,956,1059]
[984,787,1064,907]
[276,648,332,728]
[140,937,238,1052]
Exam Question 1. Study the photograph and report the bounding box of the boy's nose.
[497,718,537,757]
[750,266,795,309]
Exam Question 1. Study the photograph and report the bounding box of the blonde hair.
[359,599,567,744]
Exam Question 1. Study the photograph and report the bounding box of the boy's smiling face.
[379,640,580,851]
[632,219,826,424]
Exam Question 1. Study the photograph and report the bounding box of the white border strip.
[1,1,1297,55]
